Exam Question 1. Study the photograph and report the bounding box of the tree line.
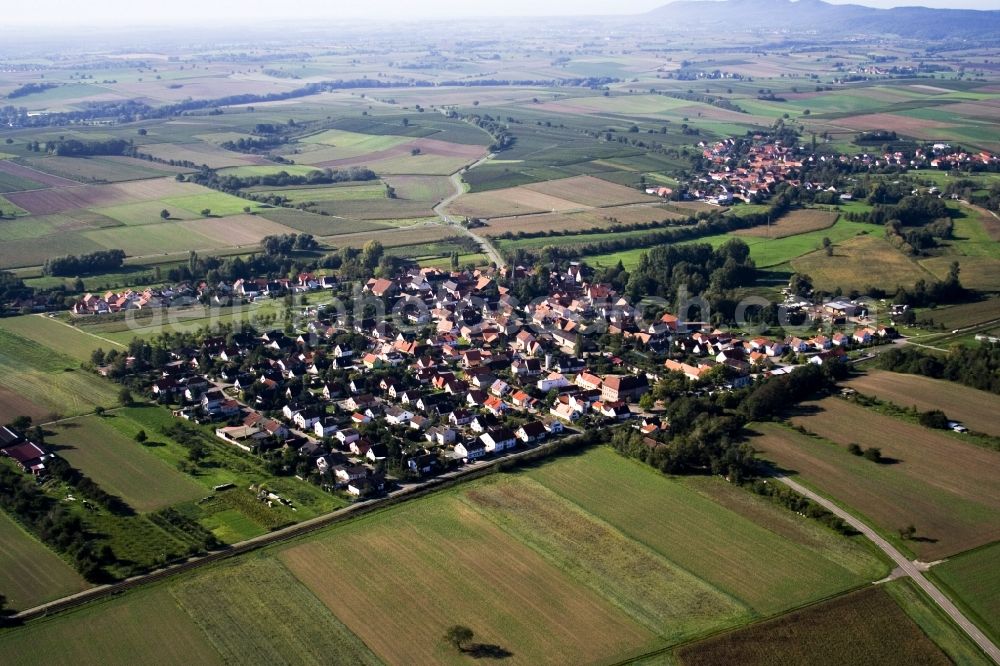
[43,249,125,277]
[875,343,1000,394]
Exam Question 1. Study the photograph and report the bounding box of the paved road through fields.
[776,475,1000,664]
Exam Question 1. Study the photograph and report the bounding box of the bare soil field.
[735,209,838,239]
[523,175,658,207]
[845,371,1000,437]
[755,399,1000,559]
[836,113,951,134]
[677,586,949,666]
[310,136,485,170]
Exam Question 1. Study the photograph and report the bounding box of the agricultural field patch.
[175,214,300,247]
[525,447,884,616]
[257,207,392,236]
[791,233,935,292]
[0,329,120,422]
[844,370,1000,437]
[912,297,1000,329]
[137,141,259,169]
[92,201,200,225]
[920,256,1000,293]
[18,156,179,183]
[382,174,453,202]
[281,491,655,665]
[298,128,413,157]
[464,475,751,641]
[521,175,658,207]
[734,208,839,239]
[0,587,223,665]
[754,403,1000,559]
[933,542,1000,644]
[3,177,196,215]
[46,415,205,513]
[676,587,950,666]
[0,314,110,362]
[479,205,685,237]
[160,191,265,217]
[0,511,89,611]
[171,557,380,665]
[447,186,585,219]
[0,158,80,188]
[83,223,225,256]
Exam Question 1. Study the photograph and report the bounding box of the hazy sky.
[6,0,1000,25]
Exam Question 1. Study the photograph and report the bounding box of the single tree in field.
[201,208,211,217]
[134,429,147,443]
[444,625,474,652]
[118,388,134,406]
[899,524,917,541]
[160,209,170,220]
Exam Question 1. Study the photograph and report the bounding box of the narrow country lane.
[433,157,506,268]
[776,475,1000,664]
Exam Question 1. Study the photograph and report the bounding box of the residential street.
[776,475,1000,664]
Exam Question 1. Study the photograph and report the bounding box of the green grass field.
[0,328,119,422]
[676,586,950,666]
[160,192,264,217]
[0,587,223,665]
[46,415,205,513]
[0,510,88,611]
[0,314,112,361]
[933,542,1000,644]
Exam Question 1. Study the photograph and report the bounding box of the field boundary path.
[776,475,1000,664]
[433,156,506,268]
[36,313,126,350]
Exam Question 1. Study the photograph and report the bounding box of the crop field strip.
[844,371,1000,437]
[753,405,1000,560]
[0,510,89,611]
[733,208,839,239]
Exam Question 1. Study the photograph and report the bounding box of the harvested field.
[792,234,935,292]
[522,175,658,207]
[677,587,949,666]
[835,113,951,135]
[281,493,654,666]
[734,209,839,239]
[176,214,300,246]
[844,370,1000,436]
[447,187,584,219]
[0,588,222,666]
[47,415,204,513]
[383,174,453,202]
[921,256,1000,292]
[83,224,228,256]
[171,558,380,665]
[19,156,177,183]
[755,403,1000,559]
[526,447,884,616]
[933,541,1000,644]
[301,133,485,170]
[0,511,88,611]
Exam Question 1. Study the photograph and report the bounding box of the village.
[648,136,998,206]
[11,260,900,504]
